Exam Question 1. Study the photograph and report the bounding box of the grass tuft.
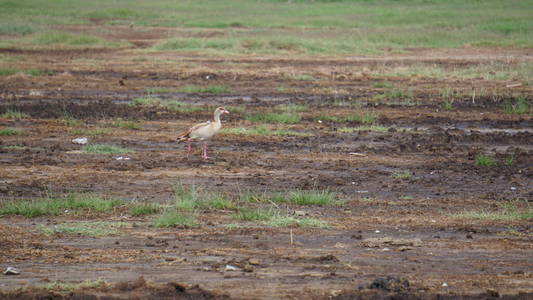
[0,110,29,119]
[153,210,197,228]
[221,126,310,137]
[129,97,161,107]
[391,170,414,180]
[107,119,142,130]
[0,195,123,218]
[475,153,496,167]
[338,125,389,133]
[164,101,203,113]
[0,128,23,136]
[504,97,530,114]
[179,85,231,94]
[270,190,340,206]
[276,104,309,112]
[44,279,107,292]
[82,144,133,155]
[267,216,329,228]
[246,112,301,124]
[234,208,274,221]
[129,203,160,216]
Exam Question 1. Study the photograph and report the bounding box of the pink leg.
[186,141,192,157]
[202,142,210,160]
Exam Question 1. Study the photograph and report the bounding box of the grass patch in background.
[0,128,23,136]
[129,203,161,216]
[41,221,127,237]
[82,144,133,155]
[1,1,533,53]
[391,170,414,180]
[44,279,108,292]
[267,216,328,228]
[164,101,203,113]
[221,126,310,137]
[129,97,161,107]
[153,210,197,228]
[270,189,341,206]
[0,110,29,119]
[70,128,108,136]
[338,125,389,133]
[234,208,274,222]
[179,85,231,94]
[0,194,123,218]
[276,104,309,113]
[246,112,301,124]
[107,119,142,130]
[504,97,530,114]
[475,153,496,167]
[0,145,27,151]
[452,201,532,221]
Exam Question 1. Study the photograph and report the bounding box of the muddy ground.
[0,26,532,299]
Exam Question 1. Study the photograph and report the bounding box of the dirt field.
[0,26,532,299]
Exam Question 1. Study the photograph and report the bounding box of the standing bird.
[177,107,229,160]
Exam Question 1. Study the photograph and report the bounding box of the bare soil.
[0,26,532,299]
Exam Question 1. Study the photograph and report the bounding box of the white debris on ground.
[71,137,88,145]
[3,267,20,275]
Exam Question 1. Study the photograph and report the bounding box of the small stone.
[466,234,473,239]
[224,264,240,272]
[248,258,260,265]
[486,289,499,297]
[4,267,20,275]
[442,282,448,287]
[294,210,307,216]
[71,137,88,145]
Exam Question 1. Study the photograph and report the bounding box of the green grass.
[179,85,231,94]
[452,202,532,221]
[174,183,236,211]
[318,112,378,124]
[62,116,82,127]
[391,170,414,180]
[276,104,309,113]
[441,101,455,111]
[374,88,413,101]
[107,119,142,130]
[0,128,23,136]
[44,279,107,292]
[153,210,197,228]
[0,110,29,119]
[475,153,496,167]
[0,145,27,150]
[246,112,301,124]
[289,74,315,81]
[164,101,203,113]
[0,22,36,35]
[129,97,161,107]
[221,126,311,137]
[373,81,394,89]
[0,194,123,218]
[270,190,341,206]
[41,221,127,237]
[504,97,530,114]
[2,1,533,54]
[82,144,133,155]
[226,105,246,114]
[267,216,329,228]
[338,125,389,133]
[26,31,123,48]
[129,203,161,216]
[234,208,275,222]
[70,128,108,136]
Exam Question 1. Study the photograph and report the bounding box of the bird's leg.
[186,141,192,158]
[202,142,210,160]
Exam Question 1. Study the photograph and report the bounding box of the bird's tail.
[176,131,190,143]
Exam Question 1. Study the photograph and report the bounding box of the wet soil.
[0,25,532,299]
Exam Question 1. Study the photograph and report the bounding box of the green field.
[1,0,532,54]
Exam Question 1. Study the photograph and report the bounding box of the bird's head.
[215,107,230,116]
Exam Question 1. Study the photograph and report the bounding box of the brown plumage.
[177,107,229,159]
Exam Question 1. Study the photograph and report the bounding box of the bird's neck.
[213,113,221,124]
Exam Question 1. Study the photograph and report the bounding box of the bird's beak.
[224,110,230,114]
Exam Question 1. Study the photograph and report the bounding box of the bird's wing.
[177,121,211,141]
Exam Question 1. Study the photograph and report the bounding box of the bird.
[177,107,230,160]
